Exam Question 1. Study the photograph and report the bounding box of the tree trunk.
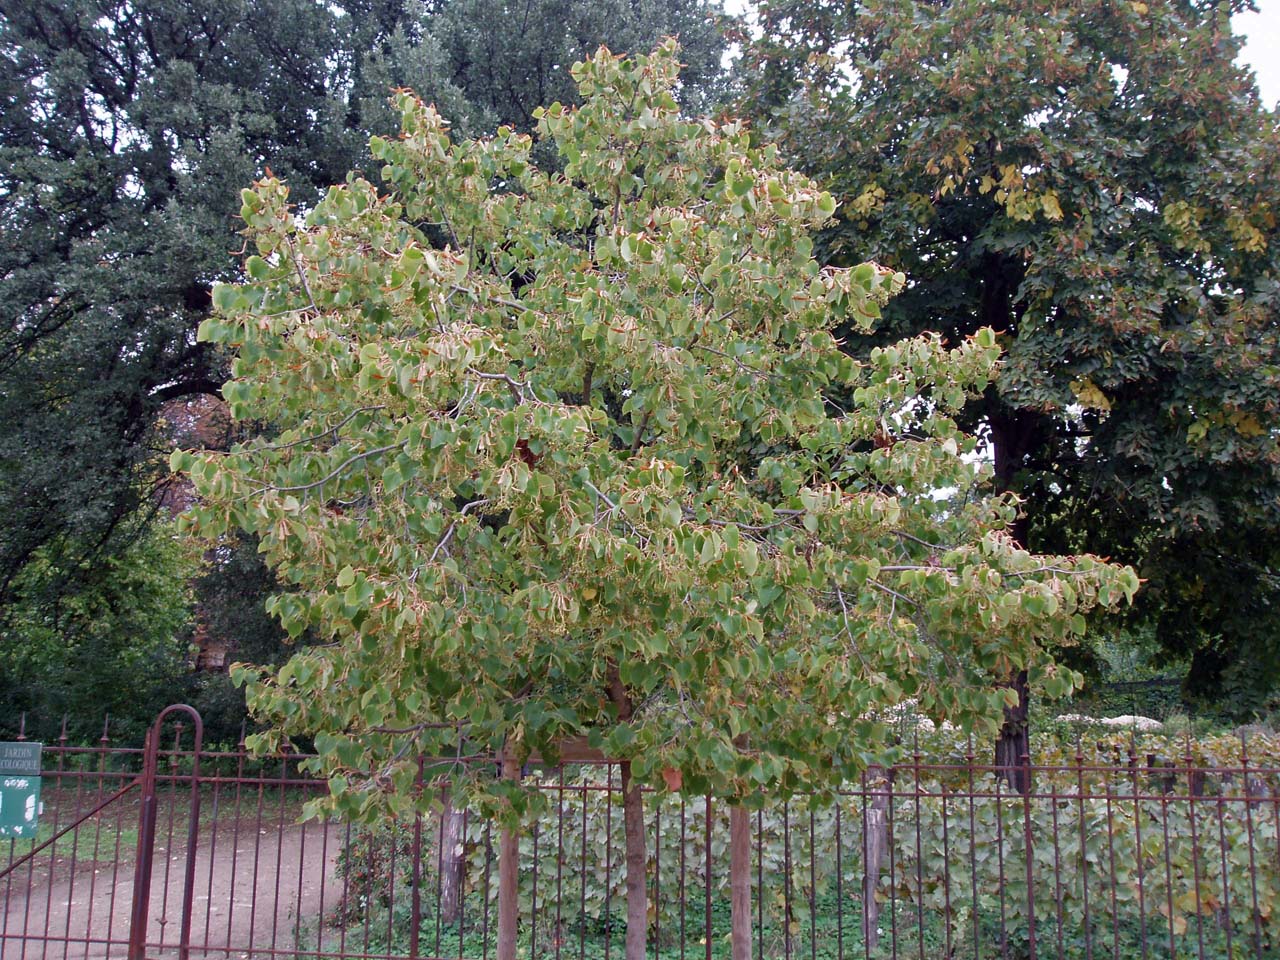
[989,399,1039,795]
[620,760,649,960]
[995,669,1032,794]
[861,766,891,954]
[438,791,466,926]
[729,802,752,960]
[607,663,648,960]
[497,751,520,960]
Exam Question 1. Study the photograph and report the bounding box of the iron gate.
[1,705,335,959]
[4,705,1279,960]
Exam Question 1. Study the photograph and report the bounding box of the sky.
[1235,2,1280,109]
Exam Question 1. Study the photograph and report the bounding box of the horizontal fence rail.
[2,711,1278,959]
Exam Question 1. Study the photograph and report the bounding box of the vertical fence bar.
[704,795,712,960]
[887,762,899,960]
[835,792,845,960]
[555,765,565,960]
[80,717,111,960]
[808,806,817,960]
[32,719,66,960]
[1048,762,1065,960]
[994,768,1007,959]
[58,718,79,960]
[1240,732,1263,957]
[940,788,952,960]
[1158,772,1177,960]
[1128,741,1150,960]
[756,807,764,960]
[1101,745,1121,960]
[678,794,686,960]
[482,818,492,960]
[583,781,590,960]
[782,799,793,960]
[1074,739,1093,960]
[201,751,222,956]
[966,740,980,960]
[857,770,873,956]
[653,789,661,960]
[1183,740,1206,960]
[605,768,613,960]
[1021,750,1037,960]
[911,741,924,960]
[531,805,540,959]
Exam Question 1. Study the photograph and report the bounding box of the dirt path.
[2,821,343,959]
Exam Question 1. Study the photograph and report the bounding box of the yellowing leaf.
[1070,378,1111,412]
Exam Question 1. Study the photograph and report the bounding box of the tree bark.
[497,751,520,960]
[619,759,649,960]
[438,791,466,926]
[729,802,752,960]
[607,663,648,960]
[861,766,891,953]
[995,669,1032,794]
[989,399,1039,794]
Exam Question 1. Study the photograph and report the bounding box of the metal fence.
[2,707,1278,960]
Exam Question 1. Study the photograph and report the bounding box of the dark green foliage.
[0,0,364,645]
[741,0,1280,713]
[0,521,197,743]
[0,0,728,727]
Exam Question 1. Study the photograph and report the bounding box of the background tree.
[0,520,197,743]
[178,43,1136,958]
[0,0,728,727]
[741,0,1280,758]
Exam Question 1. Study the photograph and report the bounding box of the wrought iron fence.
[2,708,1277,959]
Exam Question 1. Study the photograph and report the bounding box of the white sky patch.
[722,0,1280,109]
[1235,2,1280,109]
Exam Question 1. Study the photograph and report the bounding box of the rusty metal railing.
[3,708,1278,959]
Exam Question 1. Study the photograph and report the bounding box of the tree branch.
[257,441,407,494]
[430,498,491,563]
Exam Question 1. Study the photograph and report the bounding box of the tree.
[357,0,730,141]
[0,0,729,724]
[0,520,197,743]
[177,42,1136,958]
[741,0,1280,747]
[0,0,364,671]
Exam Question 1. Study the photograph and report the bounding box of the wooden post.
[497,751,520,960]
[861,766,890,954]
[620,759,648,960]
[438,790,466,925]
[606,663,648,960]
[729,802,752,960]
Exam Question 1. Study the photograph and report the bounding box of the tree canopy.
[179,42,1137,824]
[742,0,1280,711]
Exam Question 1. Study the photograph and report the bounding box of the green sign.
[0,743,42,837]
[0,742,41,776]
